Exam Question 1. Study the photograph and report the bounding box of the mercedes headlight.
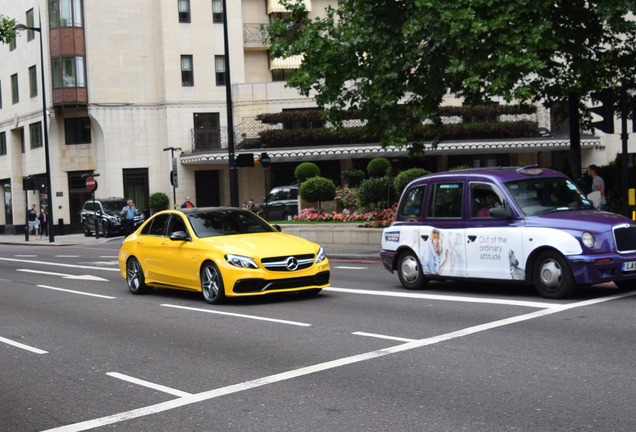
[225,254,259,269]
[582,232,595,248]
[315,247,326,263]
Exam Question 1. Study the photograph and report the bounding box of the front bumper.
[568,253,636,285]
[233,271,330,293]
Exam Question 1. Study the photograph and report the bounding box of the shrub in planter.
[342,169,366,187]
[295,162,321,181]
[148,192,170,212]
[300,177,337,209]
[359,176,396,208]
[367,158,391,178]
[394,168,431,195]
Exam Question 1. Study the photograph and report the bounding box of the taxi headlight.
[315,247,326,263]
[225,254,259,269]
[582,232,595,248]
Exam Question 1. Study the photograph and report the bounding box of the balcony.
[243,23,270,50]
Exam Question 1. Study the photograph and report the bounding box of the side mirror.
[489,206,513,219]
[272,224,282,232]
[169,230,190,241]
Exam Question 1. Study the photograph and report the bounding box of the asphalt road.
[2,242,636,431]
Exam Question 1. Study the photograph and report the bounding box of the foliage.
[359,176,396,207]
[267,0,636,154]
[148,192,169,211]
[394,168,431,195]
[299,176,337,207]
[367,158,391,178]
[294,162,320,181]
[342,169,366,187]
[294,206,396,228]
[448,165,472,171]
[335,187,361,210]
[0,15,16,44]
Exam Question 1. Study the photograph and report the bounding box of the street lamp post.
[14,11,55,242]
[163,147,182,209]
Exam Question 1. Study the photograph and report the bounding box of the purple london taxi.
[380,166,636,299]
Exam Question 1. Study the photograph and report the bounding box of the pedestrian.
[242,201,247,209]
[27,204,39,239]
[38,208,48,239]
[588,165,607,210]
[120,200,138,236]
[181,196,195,208]
[246,198,262,215]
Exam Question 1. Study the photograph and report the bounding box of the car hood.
[524,210,633,233]
[199,232,321,257]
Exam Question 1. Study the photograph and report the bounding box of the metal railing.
[243,23,270,47]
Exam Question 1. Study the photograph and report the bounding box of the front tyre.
[201,261,226,304]
[397,250,428,290]
[82,221,92,237]
[126,257,152,295]
[532,251,575,299]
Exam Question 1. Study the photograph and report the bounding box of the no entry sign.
[85,176,98,191]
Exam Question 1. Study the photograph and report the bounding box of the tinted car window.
[470,182,503,218]
[102,200,126,213]
[400,185,426,218]
[427,182,463,218]
[188,210,276,238]
[167,214,188,235]
[148,213,170,236]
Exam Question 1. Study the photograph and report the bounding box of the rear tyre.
[532,251,575,299]
[126,257,152,295]
[201,262,226,304]
[397,250,428,290]
[82,221,92,237]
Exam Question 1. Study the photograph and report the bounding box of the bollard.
[25,224,29,241]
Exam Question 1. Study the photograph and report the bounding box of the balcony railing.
[243,23,270,47]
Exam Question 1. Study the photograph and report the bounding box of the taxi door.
[464,182,525,281]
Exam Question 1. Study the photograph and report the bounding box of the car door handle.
[468,235,477,242]
[421,235,429,241]
[162,241,170,245]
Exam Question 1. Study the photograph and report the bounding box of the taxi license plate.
[622,261,636,272]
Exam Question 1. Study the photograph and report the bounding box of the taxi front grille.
[613,224,636,253]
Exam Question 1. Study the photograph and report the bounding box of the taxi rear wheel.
[201,262,226,304]
[127,257,152,295]
[532,251,575,299]
[397,251,427,290]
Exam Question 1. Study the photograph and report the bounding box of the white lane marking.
[0,335,48,354]
[44,291,636,432]
[334,266,368,270]
[325,287,556,308]
[99,256,119,258]
[37,285,116,299]
[14,255,38,257]
[78,261,118,266]
[353,331,416,343]
[107,373,192,398]
[161,304,311,327]
[18,269,109,282]
[0,257,120,272]
[56,255,81,258]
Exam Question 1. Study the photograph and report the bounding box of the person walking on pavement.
[38,208,48,239]
[246,199,262,215]
[121,200,138,236]
[181,196,195,208]
[588,165,607,210]
[27,204,39,239]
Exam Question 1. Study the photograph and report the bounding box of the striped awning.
[267,0,312,14]
[270,54,304,70]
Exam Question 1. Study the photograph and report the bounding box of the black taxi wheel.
[397,251,428,290]
[532,251,575,299]
[201,261,226,304]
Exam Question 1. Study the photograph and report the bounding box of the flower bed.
[293,206,396,228]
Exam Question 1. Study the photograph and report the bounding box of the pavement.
[0,227,383,262]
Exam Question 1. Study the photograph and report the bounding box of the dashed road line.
[37,285,116,299]
[107,373,192,398]
[0,335,48,354]
[161,304,312,327]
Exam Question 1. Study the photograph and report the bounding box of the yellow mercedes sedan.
[118,208,330,304]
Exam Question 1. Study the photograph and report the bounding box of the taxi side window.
[400,185,426,218]
[427,182,463,218]
[470,183,502,218]
[148,213,170,236]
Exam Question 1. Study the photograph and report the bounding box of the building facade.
[0,0,631,235]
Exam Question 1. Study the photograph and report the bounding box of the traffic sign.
[85,176,98,191]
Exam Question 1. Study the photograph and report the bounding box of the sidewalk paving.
[0,229,382,262]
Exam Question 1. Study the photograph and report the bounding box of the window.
[9,38,16,51]
[181,55,193,86]
[0,80,3,109]
[212,0,224,23]
[60,0,72,26]
[29,66,38,98]
[11,74,19,104]
[215,55,226,86]
[193,113,221,150]
[30,122,43,149]
[63,57,76,87]
[0,132,6,156]
[26,9,35,41]
[400,186,426,218]
[470,182,502,218]
[52,58,61,88]
[50,0,83,28]
[178,0,191,23]
[65,117,91,144]
[52,56,85,88]
[427,183,463,218]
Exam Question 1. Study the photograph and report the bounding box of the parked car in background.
[381,166,636,299]
[118,207,330,304]
[81,197,145,237]
[259,185,299,221]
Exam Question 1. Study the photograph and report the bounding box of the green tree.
[367,158,391,178]
[359,176,396,209]
[268,1,636,154]
[0,15,16,44]
[148,192,169,212]
[394,168,430,195]
[300,176,337,209]
[294,162,321,181]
